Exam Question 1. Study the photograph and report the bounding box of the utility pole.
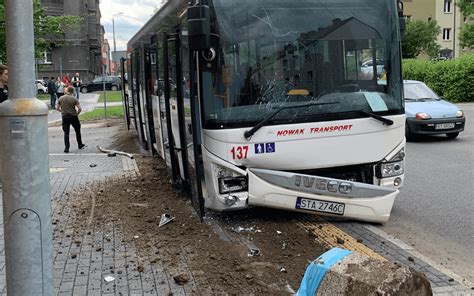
[0,0,53,295]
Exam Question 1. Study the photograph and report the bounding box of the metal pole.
[59,56,63,78]
[113,16,117,53]
[0,0,53,295]
[103,66,107,118]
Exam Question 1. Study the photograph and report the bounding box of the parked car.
[404,80,465,139]
[36,79,48,94]
[80,76,122,93]
[360,59,384,78]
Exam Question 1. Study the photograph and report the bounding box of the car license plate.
[435,123,455,130]
[296,197,345,215]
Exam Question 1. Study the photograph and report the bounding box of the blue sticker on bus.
[266,143,275,153]
[255,144,265,154]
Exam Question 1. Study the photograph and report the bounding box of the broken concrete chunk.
[173,273,189,285]
[301,250,432,295]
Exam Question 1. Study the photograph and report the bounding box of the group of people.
[47,72,82,110]
[0,64,85,154]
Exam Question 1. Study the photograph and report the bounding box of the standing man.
[46,77,57,109]
[56,86,85,153]
[71,72,82,99]
[0,64,8,103]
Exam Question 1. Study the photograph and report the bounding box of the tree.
[402,20,441,59]
[457,0,474,49]
[0,0,82,62]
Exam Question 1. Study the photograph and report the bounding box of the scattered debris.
[448,278,454,282]
[159,213,175,227]
[232,226,261,233]
[408,256,415,262]
[276,231,282,235]
[356,238,363,243]
[89,163,97,168]
[282,242,287,250]
[133,235,139,239]
[97,145,134,159]
[248,248,261,257]
[137,266,144,273]
[336,237,345,245]
[103,275,115,282]
[279,266,287,273]
[173,273,190,285]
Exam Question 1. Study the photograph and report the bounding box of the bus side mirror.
[187,5,211,51]
[398,1,406,34]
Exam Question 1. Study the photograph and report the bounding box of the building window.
[443,28,451,41]
[150,53,156,65]
[43,51,52,64]
[444,0,452,13]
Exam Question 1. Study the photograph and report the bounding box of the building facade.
[38,0,103,82]
[403,0,470,58]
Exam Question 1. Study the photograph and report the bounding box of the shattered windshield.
[202,0,403,129]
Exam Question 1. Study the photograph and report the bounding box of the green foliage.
[0,0,82,62]
[80,106,124,121]
[98,91,123,103]
[457,0,474,49]
[403,54,474,102]
[459,23,474,49]
[402,20,441,59]
[457,0,474,18]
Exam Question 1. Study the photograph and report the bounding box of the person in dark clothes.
[0,64,8,103]
[56,86,86,153]
[47,76,58,109]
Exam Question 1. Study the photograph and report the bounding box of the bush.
[402,54,474,102]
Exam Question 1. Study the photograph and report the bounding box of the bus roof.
[127,0,187,48]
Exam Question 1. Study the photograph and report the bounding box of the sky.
[100,0,165,52]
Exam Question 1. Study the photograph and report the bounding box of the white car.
[36,80,48,94]
[360,59,384,78]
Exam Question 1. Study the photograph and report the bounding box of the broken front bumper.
[248,168,398,223]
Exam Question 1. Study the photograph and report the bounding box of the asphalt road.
[379,103,474,283]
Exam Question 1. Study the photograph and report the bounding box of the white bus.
[125,0,406,223]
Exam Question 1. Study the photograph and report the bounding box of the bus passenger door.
[163,32,190,188]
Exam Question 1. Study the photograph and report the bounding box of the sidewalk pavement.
[0,116,161,295]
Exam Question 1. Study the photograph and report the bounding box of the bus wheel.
[111,85,118,91]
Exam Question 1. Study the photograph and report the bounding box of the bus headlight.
[218,177,248,194]
[376,161,404,178]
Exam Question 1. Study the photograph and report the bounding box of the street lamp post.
[112,12,124,75]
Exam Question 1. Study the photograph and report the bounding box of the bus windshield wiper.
[243,101,338,140]
[345,110,394,126]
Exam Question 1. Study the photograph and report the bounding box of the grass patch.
[79,106,124,121]
[98,91,123,103]
[37,94,49,101]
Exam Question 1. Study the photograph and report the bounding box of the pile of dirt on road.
[64,124,327,294]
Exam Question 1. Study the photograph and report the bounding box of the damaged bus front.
[198,0,405,223]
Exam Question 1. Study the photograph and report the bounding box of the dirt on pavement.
[60,121,327,295]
